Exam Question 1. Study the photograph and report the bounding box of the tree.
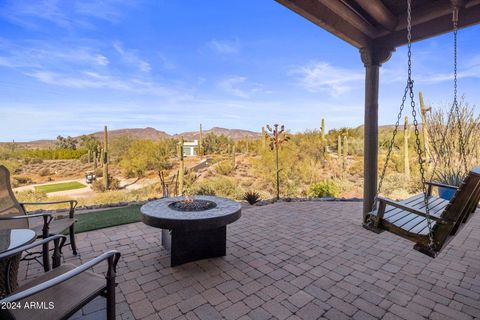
[55,135,77,150]
[151,140,175,196]
[79,135,101,154]
[203,133,233,154]
[120,140,154,178]
[120,139,175,182]
[264,124,290,200]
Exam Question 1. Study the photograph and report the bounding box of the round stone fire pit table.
[141,196,241,267]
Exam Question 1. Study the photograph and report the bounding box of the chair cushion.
[31,218,75,237]
[9,264,105,320]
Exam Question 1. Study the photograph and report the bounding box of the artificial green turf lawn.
[35,181,86,193]
[74,205,141,234]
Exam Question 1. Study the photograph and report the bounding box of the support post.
[360,46,393,223]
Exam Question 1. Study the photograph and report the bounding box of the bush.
[308,180,341,198]
[79,154,89,164]
[215,160,234,175]
[95,168,103,178]
[190,184,216,196]
[188,177,242,199]
[30,158,43,164]
[12,175,32,186]
[15,189,47,203]
[38,168,50,176]
[92,176,121,192]
[243,191,261,204]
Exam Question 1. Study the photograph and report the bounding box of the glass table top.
[0,229,36,253]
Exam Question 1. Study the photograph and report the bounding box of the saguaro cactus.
[199,123,203,157]
[103,126,109,190]
[232,143,236,168]
[264,124,290,200]
[93,151,97,170]
[178,137,185,196]
[337,136,342,158]
[342,135,348,169]
[321,118,326,156]
[404,116,411,177]
[87,149,91,163]
[418,91,431,160]
[261,127,266,149]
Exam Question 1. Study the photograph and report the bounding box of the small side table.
[0,229,36,297]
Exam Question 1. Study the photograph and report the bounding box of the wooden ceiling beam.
[353,0,398,31]
[317,0,379,38]
[375,3,480,48]
[275,0,372,48]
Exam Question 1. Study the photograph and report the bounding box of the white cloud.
[291,62,364,96]
[113,41,151,72]
[207,39,240,54]
[218,76,265,99]
[0,40,109,69]
[0,0,136,29]
[26,70,186,98]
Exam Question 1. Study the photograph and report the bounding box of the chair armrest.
[0,212,52,220]
[0,235,65,261]
[0,213,53,237]
[0,250,121,303]
[377,196,442,222]
[425,181,458,190]
[20,200,78,218]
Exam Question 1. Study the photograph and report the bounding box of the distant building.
[183,140,198,156]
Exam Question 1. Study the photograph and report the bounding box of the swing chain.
[368,0,413,221]
[452,7,469,174]
[404,0,435,252]
[368,0,435,252]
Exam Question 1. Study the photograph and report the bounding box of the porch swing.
[363,0,480,258]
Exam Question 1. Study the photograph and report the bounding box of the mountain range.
[7,127,261,148]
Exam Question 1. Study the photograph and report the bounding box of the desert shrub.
[38,168,51,176]
[428,99,479,183]
[308,180,341,198]
[92,176,121,192]
[79,154,89,164]
[30,158,43,164]
[15,189,47,203]
[215,160,234,175]
[19,148,87,160]
[243,191,261,204]
[0,159,21,174]
[12,175,32,186]
[95,168,103,178]
[380,172,421,200]
[188,177,242,199]
[190,184,216,196]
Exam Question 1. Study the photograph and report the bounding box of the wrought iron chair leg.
[42,242,51,272]
[69,225,78,255]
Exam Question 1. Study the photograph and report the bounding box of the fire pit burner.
[168,199,217,212]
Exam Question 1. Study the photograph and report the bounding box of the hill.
[175,127,260,141]
[89,127,170,141]
[3,127,261,146]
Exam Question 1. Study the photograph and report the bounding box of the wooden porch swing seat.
[0,165,78,271]
[365,167,480,257]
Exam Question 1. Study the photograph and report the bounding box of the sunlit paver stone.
[19,201,480,319]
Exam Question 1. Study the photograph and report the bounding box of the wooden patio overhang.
[276,0,480,220]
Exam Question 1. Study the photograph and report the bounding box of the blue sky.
[0,0,479,142]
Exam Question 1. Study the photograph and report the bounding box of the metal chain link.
[428,7,468,182]
[452,12,469,174]
[368,0,435,252]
